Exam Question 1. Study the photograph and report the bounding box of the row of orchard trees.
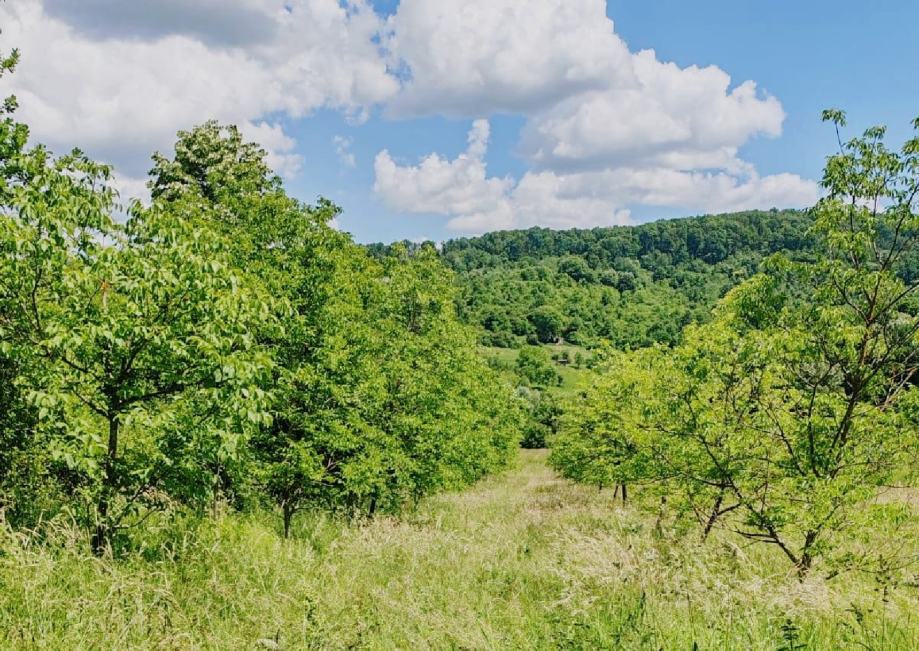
[552,113,919,576]
[0,51,520,552]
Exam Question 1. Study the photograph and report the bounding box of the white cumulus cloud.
[384,0,634,117]
[374,120,818,234]
[519,50,785,173]
[374,0,818,232]
[333,135,357,168]
[374,120,632,232]
[1,0,397,177]
[240,121,303,179]
[374,120,513,221]
[42,0,280,48]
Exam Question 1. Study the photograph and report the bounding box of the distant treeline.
[369,210,821,348]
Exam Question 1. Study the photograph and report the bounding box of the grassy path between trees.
[1,450,916,649]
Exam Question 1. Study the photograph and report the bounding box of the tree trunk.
[620,484,627,504]
[653,494,667,535]
[702,492,724,540]
[211,471,220,519]
[92,416,119,555]
[282,501,293,539]
[796,531,817,578]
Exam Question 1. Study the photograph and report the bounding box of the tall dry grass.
[1,450,916,649]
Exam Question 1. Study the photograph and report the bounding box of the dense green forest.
[377,209,919,351]
[372,210,819,349]
[448,210,818,348]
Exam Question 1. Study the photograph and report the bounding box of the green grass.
[480,343,594,396]
[480,344,519,365]
[1,450,916,649]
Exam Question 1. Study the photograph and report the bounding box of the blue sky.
[605,1,919,178]
[3,0,917,243]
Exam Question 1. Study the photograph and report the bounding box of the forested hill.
[371,210,818,349]
[441,209,813,269]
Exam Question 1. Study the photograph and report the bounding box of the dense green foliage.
[0,62,520,550]
[373,211,827,457]
[438,209,817,348]
[552,113,919,575]
[516,389,561,449]
[514,346,562,388]
[481,345,576,448]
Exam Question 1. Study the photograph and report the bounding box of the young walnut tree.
[552,112,919,575]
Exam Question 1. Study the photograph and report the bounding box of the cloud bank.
[1,0,395,193]
[0,0,818,229]
[374,0,817,232]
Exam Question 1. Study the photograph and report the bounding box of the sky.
[1,0,917,243]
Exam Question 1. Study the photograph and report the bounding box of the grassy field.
[480,344,594,396]
[1,450,916,649]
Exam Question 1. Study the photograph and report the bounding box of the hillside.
[372,210,818,349]
[447,209,819,348]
